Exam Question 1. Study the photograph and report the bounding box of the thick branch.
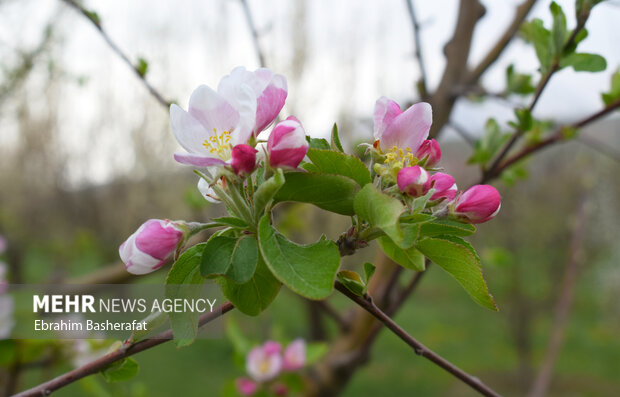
[335,282,501,397]
[60,0,170,108]
[13,303,234,397]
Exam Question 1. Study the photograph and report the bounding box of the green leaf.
[136,57,149,77]
[520,18,553,73]
[337,270,366,296]
[602,68,620,106]
[218,254,281,316]
[411,188,435,213]
[379,237,425,271]
[363,262,376,284]
[101,358,139,383]
[468,119,511,166]
[419,219,476,237]
[254,168,285,223]
[416,236,497,311]
[274,172,360,216]
[505,64,536,95]
[514,108,533,131]
[331,123,345,152]
[560,52,606,72]
[306,149,371,186]
[354,184,404,244]
[258,215,340,299]
[166,243,207,347]
[201,235,258,284]
[211,216,249,229]
[84,10,101,25]
[306,136,330,150]
[550,1,568,55]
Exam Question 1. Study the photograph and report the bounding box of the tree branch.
[60,0,170,109]
[239,0,267,68]
[404,0,428,99]
[482,97,620,183]
[466,0,538,84]
[528,195,587,397]
[13,303,234,397]
[335,281,501,397]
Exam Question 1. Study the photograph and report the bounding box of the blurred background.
[0,0,619,396]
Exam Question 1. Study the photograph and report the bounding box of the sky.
[0,0,619,184]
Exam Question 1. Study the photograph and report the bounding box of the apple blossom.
[425,172,457,201]
[246,341,283,382]
[397,166,429,197]
[282,339,306,371]
[231,144,258,175]
[373,96,432,155]
[267,116,309,169]
[170,67,287,168]
[416,139,441,167]
[235,377,258,396]
[453,185,501,224]
[119,219,186,275]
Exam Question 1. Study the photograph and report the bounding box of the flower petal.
[254,72,287,133]
[373,96,402,140]
[174,152,227,167]
[188,85,240,135]
[170,104,210,153]
[381,102,432,153]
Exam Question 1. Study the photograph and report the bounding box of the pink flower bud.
[453,185,501,224]
[267,116,309,169]
[282,339,306,371]
[119,219,185,275]
[425,172,457,201]
[272,383,288,396]
[246,342,283,382]
[231,144,258,175]
[397,166,429,197]
[415,139,441,167]
[235,377,258,396]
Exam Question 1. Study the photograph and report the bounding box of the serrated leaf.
[306,136,330,150]
[218,254,281,316]
[331,123,344,152]
[165,243,207,347]
[306,148,371,186]
[258,216,340,299]
[201,235,258,284]
[337,270,366,296]
[419,219,476,237]
[101,358,139,383]
[274,172,360,215]
[379,237,426,271]
[254,168,285,223]
[416,236,497,310]
[354,184,404,244]
[560,52,606,72]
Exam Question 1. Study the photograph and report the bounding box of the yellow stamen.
[202,129,232,159]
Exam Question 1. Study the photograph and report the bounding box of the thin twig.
[404,0,428,99]
[335,282,502,397]
[13,303,234,397]
[466,0,538,84]
[60,0,170,108]
[239,0,267,68]
[528,196,587,397]
[482,97,620,183]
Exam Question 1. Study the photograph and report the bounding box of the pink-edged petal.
[135,220,183,260]
[255,74,287,133]
[188,85,240,134]
[174,152,227,167]
[229,83,258,146]
[381,102,432,153]
[373,96,402,140]
[170,104,210,153]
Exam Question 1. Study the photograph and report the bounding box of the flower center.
[384,146,416,167]
[202,128,232,159]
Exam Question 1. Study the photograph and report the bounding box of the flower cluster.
[371,97,501,224]
[236,339,307,396]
